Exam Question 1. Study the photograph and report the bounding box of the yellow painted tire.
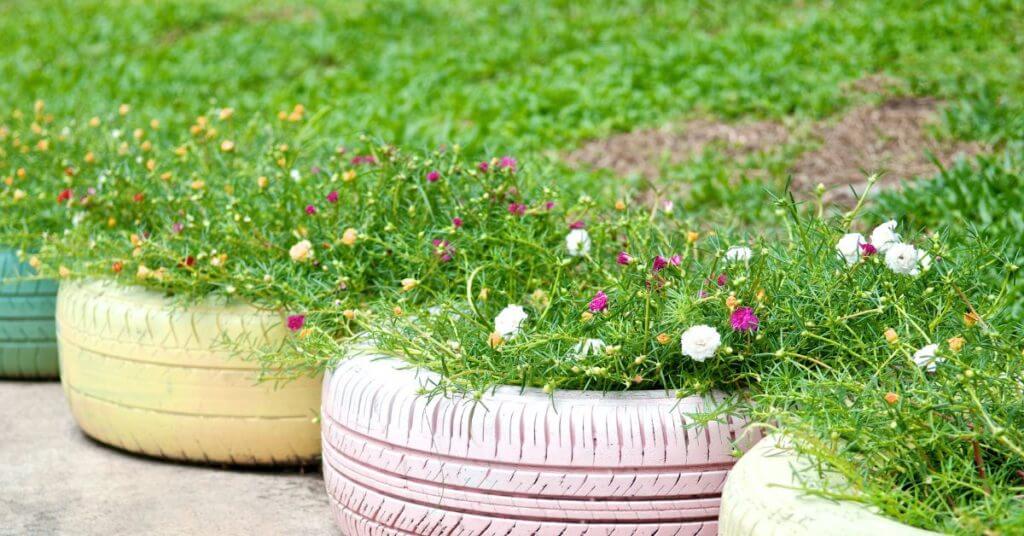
[719,435,937,536]
[56,280,321,465]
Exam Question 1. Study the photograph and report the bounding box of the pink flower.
[670,254,682,266]
[860,243,877,256]
[478,161,490,172]
[286,315,305,332]
[426,170,441,183]
[652,255,668,273]
[730,307,759,332]
[452,217,463,228]
[508,203,526,216]
[326,191,339,203]
[589,291,608,313]
[305,204,317,215]
[351,155,377,166]
[311,166,321,175]
[498,156,517,171]
[569,220,585,229]
[171,222,184,234]
[432,239,454,262]
[716,274,728,287]
[617,251,633,265]
[544,201,555,210]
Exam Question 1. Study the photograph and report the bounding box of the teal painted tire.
[0,249,58,378]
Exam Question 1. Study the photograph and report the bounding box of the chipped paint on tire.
[719,435,938,536]
[322,352,758,535]
[0,248,58,378]
[56,280,321,465]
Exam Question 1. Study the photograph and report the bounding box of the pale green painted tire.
[0,248,58,379]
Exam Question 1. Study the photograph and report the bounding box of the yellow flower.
[118,103,130,116]
[220,140,235,152]
[160,172,172,181]
[392,305,404,317]
[884,392,900,405]
[687,231,700,244]
[581,311,594,321]
[133,128,144,140]
[656,333,670,345]
[947,336,965,353]
[964,311,980,327]
[2,176,12,186]
[107,217,117,227]
[12,189,27,201]
[725,294,740,311]
[28,256,42,270]
[487,331,503,349]
[257,176,268,189]
[342,170,357,182]
[884,328,898,344]
[289,240,313,263]
[614,199,626,211]
[341,228,358,246]
[342,310,357,320]
[58,265,71,278]
[190,180,206,190]
[88,117,101,127]
[218,108,235,120]
[146,159,156,172]
[36,139,49,151]
[174,145,188,157]
[400,278,419,292]
[140,140,153,152]
[149,119,160,129]
[16,168,26,178]
[129,234,143,247]
[478,287,490,301]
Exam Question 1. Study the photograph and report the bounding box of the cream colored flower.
[289,240,313,263]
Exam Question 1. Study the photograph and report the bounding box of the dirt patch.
[564,119,789,178]
[792,97,985,204]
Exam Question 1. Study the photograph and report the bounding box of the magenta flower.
[478,161,490,172]
[508,203,526,216]
[432,239,455,262]
[171,222,184,234]
[730,307,759,332]
[860,243,878,256]
[652,255,668,273]
[589,291,609,313]
[617,251,633,265]
[286,315,305,332]
[426,170,440,183]
[670,254,682,266]
[544,201,555,210]
[305,204,317,215]
[569,220,585,230]
[327,191,339,203]
[498,156,517,171]
[716,274,728,287]
[452,217,463,229]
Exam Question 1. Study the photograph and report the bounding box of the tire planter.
[322,352,757,535]
[0,248,59,378]
[719,435,937,535]
[56,280,321,465]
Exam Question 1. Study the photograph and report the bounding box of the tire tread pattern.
[0,248,58,379]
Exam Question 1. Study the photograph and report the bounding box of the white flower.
[572,338,606,358]
[913,343,943,372]
[289,239,313,263]
[836,233,866,265]
[680,325,722,362]
[290,169,302,182]
[565,229,591,257]
[870,220,901,253]
[725,246,753,263]
[885,243,931,276]
[494,304,528,337]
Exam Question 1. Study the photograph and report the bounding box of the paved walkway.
[0,380,336,536]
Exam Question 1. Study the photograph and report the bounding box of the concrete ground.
[0,380,337,536]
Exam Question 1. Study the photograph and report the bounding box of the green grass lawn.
[2,0,1022,155]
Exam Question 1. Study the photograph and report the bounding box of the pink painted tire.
[322,352,756,535]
